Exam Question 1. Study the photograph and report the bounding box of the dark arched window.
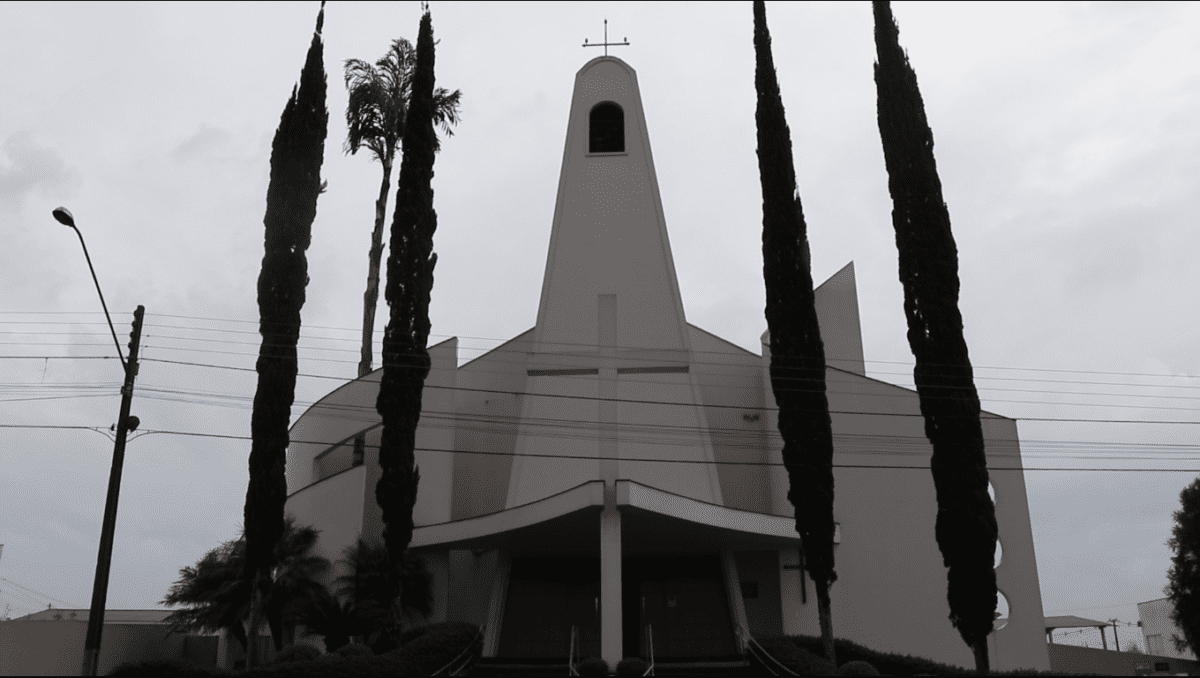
[589,101,624,153]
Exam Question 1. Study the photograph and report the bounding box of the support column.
[598,294,622,667]
[722,550,751,651]
[481,550,511,657]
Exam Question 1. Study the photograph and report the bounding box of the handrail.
[568,625,579,676]
[643,623,655,676]
[737,625,798,677]
[431,624,485,677]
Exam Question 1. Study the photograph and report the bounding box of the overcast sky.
[1,1,1197,652]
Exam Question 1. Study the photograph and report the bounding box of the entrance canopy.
[410,479,820,556]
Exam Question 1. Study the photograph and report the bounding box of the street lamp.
[51,207,145,677]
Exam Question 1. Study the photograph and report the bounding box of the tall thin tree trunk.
[244,6,326,669]
[817,580,836,664]
[872,3,997,674]
[359,155,394,379]
[973,640,989,675]
[245,577,266,668]
[752,0,838,665]
[353,156,393,468]
[375,9,439,649]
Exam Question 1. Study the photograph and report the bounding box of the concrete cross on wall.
[582,19,630,56]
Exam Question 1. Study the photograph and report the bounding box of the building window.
[589,101,624,153]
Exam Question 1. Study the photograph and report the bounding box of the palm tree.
[344,37,462,382]
[161,517,330,654]
[265,517,331,649]
[333,537,432,651]
[161,538,251,653]
[292,586,386,653]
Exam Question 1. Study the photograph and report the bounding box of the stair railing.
[736,625,798,677]
[430,624,485,677]
[568,624,580,676]
[643,623,655,676]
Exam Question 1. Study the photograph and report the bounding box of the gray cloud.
[0,133,77,212]
[169,125,234,164]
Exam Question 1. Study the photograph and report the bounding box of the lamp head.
[52,207,75,227]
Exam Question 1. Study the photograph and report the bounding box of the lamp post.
[51,207,145,677]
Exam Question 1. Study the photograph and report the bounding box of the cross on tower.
[582,19,630,56]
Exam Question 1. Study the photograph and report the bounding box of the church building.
[284,55,1050,672]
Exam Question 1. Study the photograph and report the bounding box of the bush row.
[777,635,1082,676]
[108,622,481,677]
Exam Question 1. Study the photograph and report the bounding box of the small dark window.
[589,101,624,153]
[1154,663,1170,672]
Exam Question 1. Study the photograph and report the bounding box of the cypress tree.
[374,8,438,642]
[752,0,838,664]
[243,2,327,666]
[871,2,997,673]
[1166,477,1200,656]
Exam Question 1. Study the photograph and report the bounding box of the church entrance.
[622,555,737,660]
[498,557,601,659]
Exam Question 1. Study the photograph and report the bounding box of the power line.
[0,356,117,360]
[134,337,1200,394]
[5,418,1196,469]
[135,357,1200,426]
[0,576,79,608]
[3,311,1196,381]
[95,427,1200,472]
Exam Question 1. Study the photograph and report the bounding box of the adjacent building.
[1139,596,1197,661]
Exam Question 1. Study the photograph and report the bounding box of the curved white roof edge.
[617,480,827,544]
[409,478,833,550]
[411,480,605,549]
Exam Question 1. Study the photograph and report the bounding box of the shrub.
[783,634,1085,676]
[756,637,836,676]
[787,635,971,676]
[273,644,322,665]
[838,660,881,676]
[616,657,649,676]
[334,643,373,658]
[108,659,231,676]
[241,622,479,676]
[578,656,610,677]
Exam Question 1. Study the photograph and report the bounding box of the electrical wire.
[0,577,79,609]
[132,357,1200,426]
[3,310,1197,381]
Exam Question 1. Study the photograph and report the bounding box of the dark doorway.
[498,557,601,659]
[622,555,736,660]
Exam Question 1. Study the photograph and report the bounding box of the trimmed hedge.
[577,657,609,676]
[781,635,1085,676]
[332,643,373,658]
[616,657,649,676]
[756,637,837,676]
[109,659,232,676]
[837,659,881,676]
[243,622,479,676]
[273,644,321,665]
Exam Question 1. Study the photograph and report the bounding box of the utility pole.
[81,306,144,677]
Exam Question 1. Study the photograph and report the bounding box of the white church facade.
[284,56,1051,672]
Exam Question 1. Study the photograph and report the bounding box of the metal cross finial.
[582,19,629,57]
